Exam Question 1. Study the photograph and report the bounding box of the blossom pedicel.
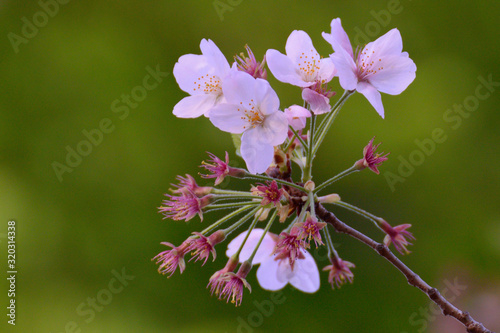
[155,18,417,306]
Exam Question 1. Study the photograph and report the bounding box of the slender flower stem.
[315,165,359,193]
[247,210,277,264]
[243,173,306,193]
[322,226,339,259]
[316,204,493,333]
[303,113,316,182]
[222,206,261,236]
[208,202,261,209]
[312,90,354,156]
[332,201,384,232]
[308,191,316,216]
[211,195,262,201]
[231,211,263,260]
[200,206,254,235]
[211,189,259,196]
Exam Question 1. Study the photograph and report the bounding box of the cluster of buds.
[154,17,417,306]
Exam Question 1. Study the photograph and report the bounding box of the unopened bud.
[318,193,341,204]
[304,180,315,191]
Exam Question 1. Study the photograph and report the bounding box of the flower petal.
[318,57,336,84]
[259,112,289,146]
[288,251,320,293]
[266,49,313,87]
[285,105,310,130]
[199,39,230,78]
[256,258,288,291]
[173,54,212,95]
[225,229,275,264]
[285,30,317,66]
[322,18,353,57]
[240,129,274,174]
[329,48,358,91]
[368,55,416,95]
[302,89,331,115]
[254,78,280,116]
[173,94,218,118]
[209,103,247,133]
[357,81,384,118]
[222,70,258,106]
[367,28,403,58]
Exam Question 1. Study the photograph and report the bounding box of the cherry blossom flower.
[171,174,212,196]
[234,45,267,79]
[354,137,389,174]
[173,39,230,118]
[322,18,416,118]
[200,151,246,185]
[380,220,415,254]
[257,247,320,293]
[207,255,239,296]
[187,230,226,265]
[284,105,311,131]
[226,229,320,293]
[323,257,355,289]
[266,30,336,114]
[251,181,284,207]
[266,30,335,88]
[217,263,252,306]
[295,214,327,247]
[158,190,213,221]
[208,70,288,174]
[273,230,307,269]
[153,240,191,277]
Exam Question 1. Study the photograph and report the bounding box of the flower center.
[239,99,264,129]
[355,46,384,81]
[193,74,223,95]
[298,50,321,82]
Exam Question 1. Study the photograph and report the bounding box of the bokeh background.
[1,1,499,332]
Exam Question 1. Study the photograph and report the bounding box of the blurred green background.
[1,0,499,332]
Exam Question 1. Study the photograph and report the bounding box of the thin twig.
[315,203,495,333]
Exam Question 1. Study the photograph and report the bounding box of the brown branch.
[316,203,495,333]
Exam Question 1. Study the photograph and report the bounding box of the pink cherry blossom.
[251,180,284,207]
[158,190,212,222]
[256,248,320,293]
[354,137,389,174]
[284,105,311,131]
[173,39,230,118]
[187,231,225,265]
[208,70,288,174]
[153,240,191,277]
[380,220,415,254]
[323,257,355,289]
[234,44,267,79]
[171,174,212,197]
[226,229,320,293]
[266,30,335,88]
[322,18,416,118]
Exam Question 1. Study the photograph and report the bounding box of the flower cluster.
[154,17,417,306]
